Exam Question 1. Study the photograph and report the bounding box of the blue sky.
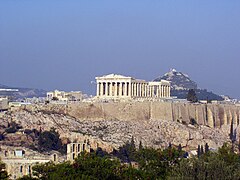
[0,1,240,97]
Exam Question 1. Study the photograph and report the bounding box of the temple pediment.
[103,74,131,78]
[96,74,134,80]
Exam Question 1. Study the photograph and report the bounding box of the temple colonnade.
[95,74,170,99]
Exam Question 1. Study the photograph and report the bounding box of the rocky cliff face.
[1,102,239,153]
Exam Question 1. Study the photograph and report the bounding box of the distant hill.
[0,84,9,89]
[154,69,197,90]
[0,84,46,100]
[154,69,223,101]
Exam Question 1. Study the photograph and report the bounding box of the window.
[20,166,23,173]
[53,154,57,162]
[72,144,75,152]
[78,144,80,152]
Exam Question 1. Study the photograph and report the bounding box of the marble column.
[139,83,142,97]
[149,86,152,97]
[167,86,170,97]
[169,86,171,97]
[164,86,167,97]
[161,86,163,97]
[143,84,145,97]
[152,86,155,97]
[117,82,120,96]
[105,82,108,96]
[159,86,162,97]
[128,82,131,97]
[119,82,122,96]
[134,83,137,97]
[109,82,113,96]
[162,86,164,97]
[136,83,138,97]
[166,86,168,97]
[144,84,148,97]
[131,83,134,97]
[147,85,150,97]
[96,82,100,96]
[130,82,133,97]
[100,82,104,96]
[124,82,128,96]
[114,82,118,96]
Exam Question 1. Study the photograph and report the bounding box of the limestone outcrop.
[1,102,239,152]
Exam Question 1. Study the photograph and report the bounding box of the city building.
[95,74,171,99]
[0,146,61,180]
[0,97,8,111]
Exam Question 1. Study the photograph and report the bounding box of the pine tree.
[229,118,235,152]
[187,89,198,103]
[201,145,204,155]
[139,140,143,150]
[130,136,136,150]
[205,143,209,153]
[178,144,182,152]
[197,145,201,158]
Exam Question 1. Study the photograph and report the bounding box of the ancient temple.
[95,74,170,99]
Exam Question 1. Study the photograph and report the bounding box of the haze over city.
[0,1,240,98]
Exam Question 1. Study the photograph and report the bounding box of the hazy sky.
[0,1,240,97]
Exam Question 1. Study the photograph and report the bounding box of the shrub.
[190,118,197,125]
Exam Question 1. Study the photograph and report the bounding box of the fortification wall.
[69,102,240,128]
[23,102,240,128]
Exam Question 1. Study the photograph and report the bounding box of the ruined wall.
[66,102,240,128]
[24,102,240,128]
[19,102,240,152]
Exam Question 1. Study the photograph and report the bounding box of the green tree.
[116,136,137,163]
[169,143,240,179]
[139,140,143,150]
[135,146,185,179]
[201,145,204,155]
[32,152,122,179]
[0,159,9,180]
[187,89,198,102]
[38,128,65,153]
[197,145,201,158]
[229,118,236,152]
[178,144,182,152]
[205,143,209,153]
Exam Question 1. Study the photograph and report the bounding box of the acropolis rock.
[0,101,237,152]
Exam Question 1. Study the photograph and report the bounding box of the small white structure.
[0,147,59,179]
[47,90,83,102]
[0,97,8,111]
[95,74,171,99]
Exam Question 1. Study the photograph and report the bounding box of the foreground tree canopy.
[0,159,9,180]
[17,142,240,180]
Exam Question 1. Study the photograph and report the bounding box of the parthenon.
[95,74,171,99]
